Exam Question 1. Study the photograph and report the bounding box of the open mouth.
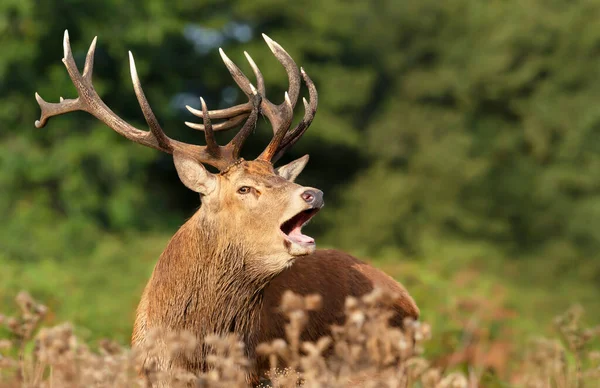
[280,208,320,246]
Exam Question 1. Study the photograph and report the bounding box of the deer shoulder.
[258,248,419,346]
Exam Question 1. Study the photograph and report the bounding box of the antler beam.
[35,30,261,170]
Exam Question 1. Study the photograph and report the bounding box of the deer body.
[133,235,420,377]
[256,249,418,375]
[35,30,419,384]
[259,249,419,344]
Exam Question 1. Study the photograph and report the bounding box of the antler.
[185,34,318,164]
[35,30,261,171]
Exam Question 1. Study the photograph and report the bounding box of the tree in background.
[2,0,600,338]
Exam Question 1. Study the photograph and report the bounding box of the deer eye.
[237,186,252,194]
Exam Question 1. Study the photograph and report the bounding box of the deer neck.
[144,211,279,366]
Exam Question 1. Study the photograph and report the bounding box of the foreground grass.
[1,290,599,387]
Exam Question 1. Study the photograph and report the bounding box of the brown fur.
[131,160,419,382]
[132,211,272,373]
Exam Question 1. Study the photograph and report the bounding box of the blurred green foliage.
[1,0,599,364]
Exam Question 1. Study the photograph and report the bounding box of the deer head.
[35,31,322,272]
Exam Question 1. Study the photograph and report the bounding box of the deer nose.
[301,189,324,208]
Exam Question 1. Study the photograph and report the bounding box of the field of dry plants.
[0,290,599,388]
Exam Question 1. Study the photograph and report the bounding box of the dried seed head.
[349,311,366,326]
[280,290,304,312]
[422,368,442,387]
[272,339,288,353]
[345,296,359,310]
[362,288,384,305]
[438,373,468,388]
[255,343,272,355]
[15,291,35,311]
[0,339,12,350]
[6,317,19,331]
[304,294,322,311]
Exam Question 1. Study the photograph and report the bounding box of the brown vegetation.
[1,290,599,387]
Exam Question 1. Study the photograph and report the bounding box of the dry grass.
[0,290,598,388]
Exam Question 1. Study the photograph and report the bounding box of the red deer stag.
[35,31,419,383]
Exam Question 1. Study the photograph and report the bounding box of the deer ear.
[276,154,309,182]
[173,152,217,195]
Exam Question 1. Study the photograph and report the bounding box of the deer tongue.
[288,226,315,245]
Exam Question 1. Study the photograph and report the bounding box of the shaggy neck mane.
[142,211,276,371]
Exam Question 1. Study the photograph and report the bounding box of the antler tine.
[257,92,294,161]
[243,51,266,96]
[186,105,250,121]
[183,47,258,127]
[228,87,262,159]
[82,36,97,82]
[261,34,301,111]
[185,113,248,131]
[272,68,318,163]
[218,48,256,97]
[200,97,219,155]
[62,30,82,89]
[128,51,172,151]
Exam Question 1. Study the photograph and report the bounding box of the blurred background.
[1,0,600,381]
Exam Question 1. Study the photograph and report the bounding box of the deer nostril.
[301,189,324,208]
[301,191,314,203]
